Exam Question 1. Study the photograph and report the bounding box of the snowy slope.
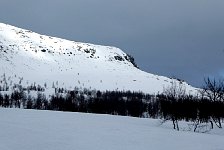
[0,23,197,94]
[0,108,223,150]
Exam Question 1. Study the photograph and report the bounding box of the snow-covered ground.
[0,108,223,150]
[0,23,198,95]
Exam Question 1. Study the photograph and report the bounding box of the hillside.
[0,23,197,94]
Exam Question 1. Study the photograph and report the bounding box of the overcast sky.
[0,0,224,87]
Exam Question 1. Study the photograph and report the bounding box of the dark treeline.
[0,90,151,118]
[0,78,224,131]
[158,94,224,131]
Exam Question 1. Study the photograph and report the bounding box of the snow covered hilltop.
[0,23,197,94]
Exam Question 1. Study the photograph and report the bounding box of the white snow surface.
[0,23,198,94]
[0,108,223,150]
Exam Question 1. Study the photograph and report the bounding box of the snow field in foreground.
[0,108,224,150]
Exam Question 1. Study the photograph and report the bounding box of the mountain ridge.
[0,23,197,94]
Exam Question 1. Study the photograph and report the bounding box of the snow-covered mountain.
[0,23,197,94]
